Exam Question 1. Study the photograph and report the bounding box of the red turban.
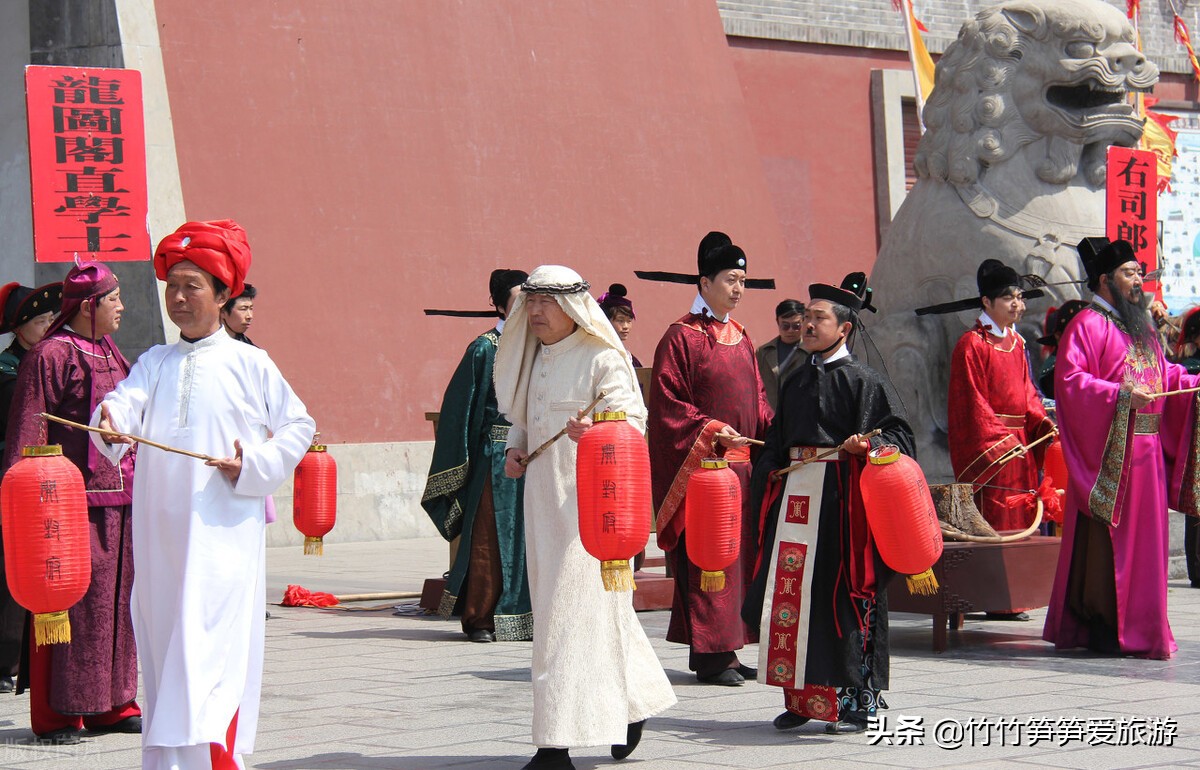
[154,220,252,297]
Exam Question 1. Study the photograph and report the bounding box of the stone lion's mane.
[914,3,1129,188]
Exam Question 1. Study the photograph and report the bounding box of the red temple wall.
[155,0,794,443]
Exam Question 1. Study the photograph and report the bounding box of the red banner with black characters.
[25,66,149,263]
[1106,146,1158,296]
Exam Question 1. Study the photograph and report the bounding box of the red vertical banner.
[1106,146,1158,296]
[25,66,149,263]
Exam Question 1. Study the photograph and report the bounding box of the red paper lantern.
[859,445,942,595]
[293,441,337,556]
[1044,437,1069,494]
[685,458,741,592]
[576,411,651,591]
[0,445,90,645]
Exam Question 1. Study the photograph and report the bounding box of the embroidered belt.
[995,413,1026,430]
[1134,412,1160,435]
[788,445,845,463]
[490,425,510,442]
[725,446,751,463]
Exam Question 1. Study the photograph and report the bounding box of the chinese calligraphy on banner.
[1106,146,1158,297]
[25,66,149,263]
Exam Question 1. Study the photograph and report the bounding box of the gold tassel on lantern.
[700,570,726,592]
[34,611,71,646]
[303,536,324,556]
[906,568,939,596]
[600,560,637,592]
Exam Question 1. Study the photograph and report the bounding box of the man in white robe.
[92,220,315,770]
[496,265,676,770]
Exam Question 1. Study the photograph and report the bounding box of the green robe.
[422,329,532,640]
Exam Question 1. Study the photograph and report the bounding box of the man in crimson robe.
[647,232,773,686]
[743,274,913,734]
[947,259,1056,532]
[1044,237,1200,660]
[422,269,532,643]
[3,260,139,744]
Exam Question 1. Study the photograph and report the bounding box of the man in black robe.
[743,274,913,734]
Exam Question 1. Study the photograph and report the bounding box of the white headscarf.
[494,265,636,429]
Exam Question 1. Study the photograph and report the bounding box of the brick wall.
[718,0,1200,76]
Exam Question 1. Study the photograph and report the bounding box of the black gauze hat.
[697,231,732,264]
[977,259,1022,298]
[809,281,862,311]
[699,243,747,277]
[635,231,774,289]
[1079,237,1138,288]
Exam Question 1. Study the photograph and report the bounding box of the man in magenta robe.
[647,232,773,686]
[947,259,1055,532]
[1043,237,1200,660]
[3,260,139,742]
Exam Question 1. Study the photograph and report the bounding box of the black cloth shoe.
[736,664,757,680]
[89,715,141,734]
[0,675,13,693]
[697,668,744,686]
[773,711,810,731]
[612,719,645,759]
[468,629,496,643]
[521,748,574,770]
[37,726,82,745]
[825,718,869,735]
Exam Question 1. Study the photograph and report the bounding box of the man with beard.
[1043,237,1200,659]
[743,274,913,734]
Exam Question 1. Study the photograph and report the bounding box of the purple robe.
[1043,305,1200,659]
[2,329,137,713]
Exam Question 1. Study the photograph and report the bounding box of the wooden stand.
[888,536,1061,653]
[420,561,673,613]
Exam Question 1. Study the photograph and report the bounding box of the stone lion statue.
[869,0,1158,480]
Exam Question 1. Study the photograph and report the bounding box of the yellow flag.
[906,2,936,102]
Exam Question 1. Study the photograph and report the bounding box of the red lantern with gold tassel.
[576,411,651,591]
[859,445,942,595]
[0,445,90,645]
[685,458,741,592]
[293,439,337,555]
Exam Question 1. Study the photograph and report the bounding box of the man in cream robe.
[497,265,675,770]
[93,220,315,770]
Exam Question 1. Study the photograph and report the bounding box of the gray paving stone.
[1,537,1199,767]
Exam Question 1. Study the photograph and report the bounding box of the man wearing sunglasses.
[756,299,806,411]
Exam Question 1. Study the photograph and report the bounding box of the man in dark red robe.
[947,260,1055,532]
[647,232,773,686]
[3,260,139,743]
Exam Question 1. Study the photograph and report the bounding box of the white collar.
[1093,294,1117,315]
[691,293,729,323]
[811,341,850,368]
[495,318,506,334]
[978,311,1012,338]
